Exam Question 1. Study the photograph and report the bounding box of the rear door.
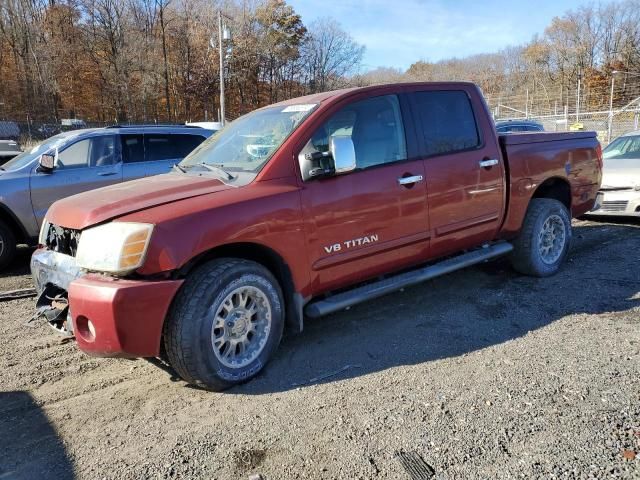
[121,133,147,181]
[408,87,505,258]
[299,93,429,292]
[30,134,122,226]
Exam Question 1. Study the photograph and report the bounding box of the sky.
[289,0,613,71]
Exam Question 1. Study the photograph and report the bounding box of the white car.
[587,132,640,217]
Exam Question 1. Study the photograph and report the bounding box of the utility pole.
[576,74,581,123]
[608,72,616,143]
[218,11,225,126]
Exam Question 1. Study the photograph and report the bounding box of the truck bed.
[498,130,601,237]
[499,130,598,145]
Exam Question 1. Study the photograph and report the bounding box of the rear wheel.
[509,198,571,277]
[163,258,284,391]
[0,220,17,270]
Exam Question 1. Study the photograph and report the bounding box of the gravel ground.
[0,219,639,480]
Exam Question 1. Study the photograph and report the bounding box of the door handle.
[479,159,499,168]
[98,171,118,176]
[398,175,424,185]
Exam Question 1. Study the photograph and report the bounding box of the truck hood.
[47,173,234,230]
[601,158,640,189]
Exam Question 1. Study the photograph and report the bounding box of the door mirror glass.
[38,152,56,172]
[329,136,356,174]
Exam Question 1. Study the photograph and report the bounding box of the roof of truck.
[272,81,479,108]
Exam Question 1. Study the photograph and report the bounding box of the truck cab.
[31,82,601,391]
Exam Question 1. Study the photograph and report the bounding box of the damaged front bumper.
[30,248,83,335]
[30,247,184,358]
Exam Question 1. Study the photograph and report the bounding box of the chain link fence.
[486,76,640,145]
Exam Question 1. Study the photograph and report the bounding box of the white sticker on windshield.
[282,104,316,113]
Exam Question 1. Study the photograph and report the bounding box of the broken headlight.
[76,222,154,275]
[38,219,50,246]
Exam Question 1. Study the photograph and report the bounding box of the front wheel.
[163,258,284,391]
[509,198,572,277]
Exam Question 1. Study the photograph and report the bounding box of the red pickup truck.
[31,82,602,390]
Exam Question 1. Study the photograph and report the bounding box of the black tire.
[509,198,572,277]
[163,258,285,391]
[0,220,17,270]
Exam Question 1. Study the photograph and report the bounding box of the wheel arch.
[174,242,304,334]
[531,177,572,212]
[0,202,30,244]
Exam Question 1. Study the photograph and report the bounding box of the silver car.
[587,131,640,217]
[0,125,213,268]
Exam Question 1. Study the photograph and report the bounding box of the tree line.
[2,0,640,125]
[362,0,640,117]
[0,0,364,123]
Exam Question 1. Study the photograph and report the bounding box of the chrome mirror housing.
[329,136,356,175]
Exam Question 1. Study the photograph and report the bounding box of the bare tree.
[301,17,364,92]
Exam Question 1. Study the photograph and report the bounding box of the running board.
[304,242,513,318]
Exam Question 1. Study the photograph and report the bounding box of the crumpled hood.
[47,173,234,230]
[601,158,640,189]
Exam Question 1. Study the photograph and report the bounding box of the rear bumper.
[31,248,183,358]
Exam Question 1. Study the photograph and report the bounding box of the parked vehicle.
[585,131,640,217]
[495,119,544,133]
[0,125,213,268]
[0,121,22,162]
[0,121,20,140]
[31,82,602,391]
[60,118,87,129]
[0,139,22,164]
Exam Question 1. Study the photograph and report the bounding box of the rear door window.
[145,134,173,161]
[412,91,480,157]
[121,134,145,163]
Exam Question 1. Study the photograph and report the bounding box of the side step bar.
[304,242,513,318]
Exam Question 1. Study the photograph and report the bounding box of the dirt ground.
[0,218,639,480]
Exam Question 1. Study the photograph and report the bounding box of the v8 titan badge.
[324,234,379,254]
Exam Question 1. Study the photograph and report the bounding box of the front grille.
[600,186,634,192]
[44,223,81,257]
[600,200,629,212]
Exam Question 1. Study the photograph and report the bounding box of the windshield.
[180,104,317,173]
[603,135,640,160]
[2,133,70,170]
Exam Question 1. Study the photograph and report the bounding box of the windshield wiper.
[172,163,186,174]
[197,162,234,180]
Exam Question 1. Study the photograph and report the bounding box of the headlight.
[76,222,154,275]
[38,219,50,246]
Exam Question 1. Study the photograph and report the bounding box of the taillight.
[595,143,603,170]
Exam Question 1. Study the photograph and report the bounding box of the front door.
[408,88,505,259]
[299,94,429,293]
[30,134,122,227]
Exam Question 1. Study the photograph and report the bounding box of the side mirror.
[38,152,56,173]
[329,136,356,175]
